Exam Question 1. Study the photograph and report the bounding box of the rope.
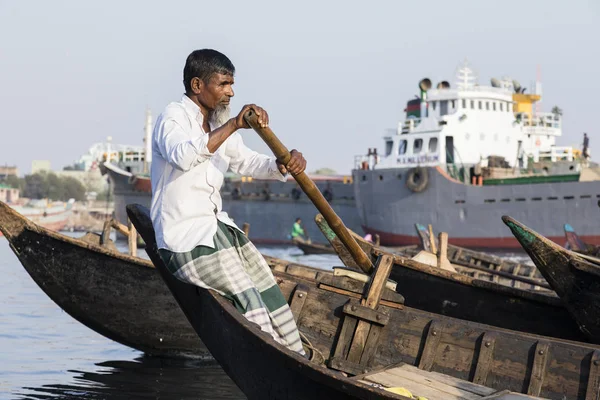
[299,331,325,364]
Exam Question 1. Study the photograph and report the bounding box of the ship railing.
[532,146,575,163]
[516,112,561,129]
[400,118,422,134]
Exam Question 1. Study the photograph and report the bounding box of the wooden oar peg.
[244,110,373,274]
[329,254,394,375]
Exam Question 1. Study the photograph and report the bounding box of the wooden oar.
[244,110,373,273]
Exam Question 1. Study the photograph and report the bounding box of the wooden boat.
[313,214,593,342]
[505,215,600,344]
[564,223,600,257]
[408,223,544,281]
[296,241,336,255]
[0,200,207,357]
[129,203,600,399]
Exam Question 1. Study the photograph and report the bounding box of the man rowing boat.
[151,49,306,355]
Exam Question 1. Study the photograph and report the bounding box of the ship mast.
[143,108,153,174]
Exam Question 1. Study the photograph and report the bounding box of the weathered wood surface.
[130,203,600,400]
[315,214,589,342]
[128,206,552,400]
[505,216,600,344]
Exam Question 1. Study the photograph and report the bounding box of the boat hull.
[354,166,600,248]
[0,201,206,357]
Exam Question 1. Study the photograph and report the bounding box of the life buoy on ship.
[406,167,428,193]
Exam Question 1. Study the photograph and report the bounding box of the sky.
[0,0,598,175]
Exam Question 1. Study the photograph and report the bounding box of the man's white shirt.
[151,95,285,252]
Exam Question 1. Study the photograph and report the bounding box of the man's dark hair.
[183,49,235,92]
[295,218,301,223]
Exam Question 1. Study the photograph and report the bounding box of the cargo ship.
[353,61,599,249]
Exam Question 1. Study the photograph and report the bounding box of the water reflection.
[16,356,245,400]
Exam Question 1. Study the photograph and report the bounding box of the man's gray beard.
[209,105,231,129]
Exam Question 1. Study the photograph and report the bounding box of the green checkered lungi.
[159,220,305,355]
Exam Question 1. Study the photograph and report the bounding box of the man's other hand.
[277,149,306,176]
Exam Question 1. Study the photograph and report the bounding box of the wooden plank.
[332,267,397,291]
[343,300,389,326]
[289,284,308,322]
[428,224,438,254]
[330,310,358,364]
[101,219,111,246]
[473,332,496,385]
[527,341,549,396]
[419,320,443,371]
[585,349,600,400]
[128,219,137,257]
[346,255,394,363]
[329,357,365,376]
[318,283,404,310]
[362,365,482,400]
[359,323,383,368]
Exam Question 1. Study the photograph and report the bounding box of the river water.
[0,234,340,400]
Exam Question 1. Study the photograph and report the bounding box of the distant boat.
[0,199,72,237]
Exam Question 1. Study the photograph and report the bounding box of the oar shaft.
[244,110,373,273]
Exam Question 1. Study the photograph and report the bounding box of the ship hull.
[103,163,363,244]
[354,166,600,249]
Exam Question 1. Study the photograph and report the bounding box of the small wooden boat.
[313,214,592,342]
[409,223,544,281]
[129,203,600,400]
[505,215,600,343]
[564,223,600,257]
[296,241,336,255]
[0,200,206,357]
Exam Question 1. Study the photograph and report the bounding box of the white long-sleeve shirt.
[151,95,285,252]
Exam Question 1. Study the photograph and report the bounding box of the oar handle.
[244,110,373,273]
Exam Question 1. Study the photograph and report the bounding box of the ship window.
[485,102,489,110]
[516,198,526,202]
[507,102,512,112]
[581,195,592,199]
[451,100,456,109]
[470,100,474,109]
[532,197,542,201]
[501,199,510,202]
[500,103,504,111]
[413,139,423,154]
[398,140,407,155]
[564,196,575,200]
[431,101,437,111]
[484,199,496,203]
[478,101,482,110]
[428,138,438,153]
[385,140,394,156]
[493,102,497,111]
[547,197,558,200]
[462,99,466,109]
[455,200,465,204]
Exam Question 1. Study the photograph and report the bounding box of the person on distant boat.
[363,233,373,243]
[151,49,306,356]
[583,133,590,162]
[291,217,310,243]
